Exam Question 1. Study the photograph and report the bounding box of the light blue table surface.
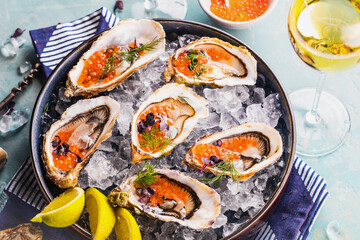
[1,0,359,239]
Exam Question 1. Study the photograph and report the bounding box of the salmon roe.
[52,130,86,172]
[137,104,178,153]
[77,46,121,88]
[210,0,269,22]
[192,136,259,164]
[173,51,208,77]
[147,175,189,207]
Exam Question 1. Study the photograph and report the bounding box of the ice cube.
[235,85,250,102]
[57,87,71,103]
[326,220,345,240]
[220,111,238,130]
[0,109,30,136]
[19,61,32,75]
[83,151,119,189]
[223,223,241,237]
[252,87,266,104]
[116,102,134,135]
[178,34,200,47]
[1,38,19,58]
[211,213,228,229]
[55,100,68,115]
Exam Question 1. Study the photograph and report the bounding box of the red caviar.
[210,0,269,22]
[173,51,208,77]
[77,46,121,88]
[192,136,259,164]
[147,175,189,207]
[137,104,177,153]
[52,130,86,172]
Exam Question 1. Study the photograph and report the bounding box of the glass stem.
[144,0,158,11]
[305,71,326,126]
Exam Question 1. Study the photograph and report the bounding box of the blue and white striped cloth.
[30,7,119,77]
[4,8,328,240]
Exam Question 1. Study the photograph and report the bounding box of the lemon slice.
[85,187,116,240]
[114,208,142,240]
[30,187,85,227]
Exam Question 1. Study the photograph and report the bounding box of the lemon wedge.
[114,208,142,240]
[85,187,116,240]
[30,187,85,227]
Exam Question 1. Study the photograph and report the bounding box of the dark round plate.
[30,19,295,239]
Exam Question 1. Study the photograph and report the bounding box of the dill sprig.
[199,154,240,188]
[99,37,163,79]
[121,37,163,62]
[41,102,49,117]
[178,95,189,103]
[186,50,207,79]
[139,124,173,153]
[135,161,158,188]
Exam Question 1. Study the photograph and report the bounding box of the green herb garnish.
[139,124,174,153]
[186,50,207,79]
[135,161,158,188]
[41,103,49,117]
[100,37,163,79]
[199,154,240,188]
[178,95,189,103]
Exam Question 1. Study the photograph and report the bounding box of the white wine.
[288,0,360,73]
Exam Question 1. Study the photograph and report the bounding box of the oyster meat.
[42,96,120,188]
[108,168,220,229]
[164,37,257,87]
[130,83,208,164]
[65,19,165,98]
[183,122,283,181]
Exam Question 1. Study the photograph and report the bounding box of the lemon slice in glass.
[85,187,116,240]
[30,187,85,227]
[114,208,142,240]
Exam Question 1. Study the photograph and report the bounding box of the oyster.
[42,96,120,188]
[0,223,43,240]
[183,122,283,181]
[108,168,220,229]
[130,83,208,164]
[164,37,257,87]
[0,147,8,169]
[65,19,166,98]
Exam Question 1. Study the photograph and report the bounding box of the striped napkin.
[3,8,328,240]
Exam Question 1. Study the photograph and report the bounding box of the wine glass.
[288,0,360,156]
[116,0,188,19]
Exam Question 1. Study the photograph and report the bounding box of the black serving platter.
[30,19,295,239]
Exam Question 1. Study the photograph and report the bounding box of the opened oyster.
[164,37,257,87]
[183,122,283,181]
[42,96,120,188]
[65,19,165,98]
[108,167,220,229]
[130,83,208,164]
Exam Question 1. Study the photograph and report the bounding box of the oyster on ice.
[108,167,220,229]
[183,122,283,181]
[65,19,165,98]
[164,37,257,87]
[42,96,120,188]
[130,83,208,164]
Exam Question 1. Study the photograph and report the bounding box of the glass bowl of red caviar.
[198,0,279,29]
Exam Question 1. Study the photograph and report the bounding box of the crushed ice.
[40,34,287,239]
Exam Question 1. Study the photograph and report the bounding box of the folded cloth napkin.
[2,8,329,240]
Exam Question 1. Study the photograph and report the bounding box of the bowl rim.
[29,18,296,239]
[197,0,279,27]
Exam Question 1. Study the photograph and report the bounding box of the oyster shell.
[183,122,283,181]
[65,19,165,98]
[0,223,43,240]
[130,83,208,164]
[108,168,220,229]
[42,96,120,188]
[164,37,257,87]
